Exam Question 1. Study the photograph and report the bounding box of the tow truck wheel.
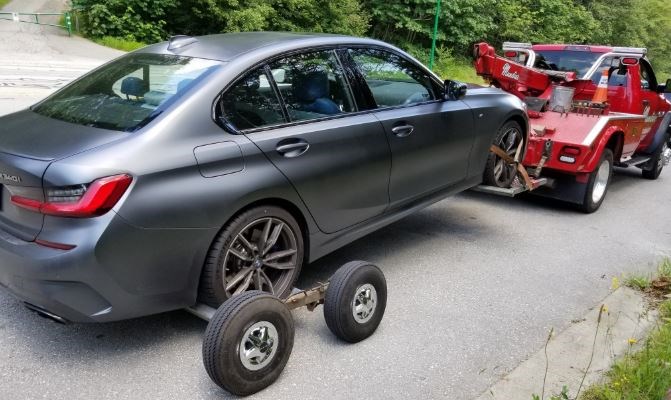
[641,139,668,180]
[483,120,524,188]
[203,291,294,397]
[324,261,387,343]
[579,148,613,213]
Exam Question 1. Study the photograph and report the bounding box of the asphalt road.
[1,8,670,400]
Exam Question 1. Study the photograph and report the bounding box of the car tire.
[483,120,525,188]
[202,291,294,396]
[199,206,304,308]
[641,138,668,180]
[323,261,387,343]
[579,148,613,213]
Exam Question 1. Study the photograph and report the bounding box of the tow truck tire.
[641,139,668,180]
[324,261,387,343]
[203,291,294,397]
[579,148,613,213]
[483,120,525,188]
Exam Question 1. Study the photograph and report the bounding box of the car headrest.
[293,71,329,102]
[120,77,148,97]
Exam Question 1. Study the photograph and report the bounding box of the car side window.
[220,67,286,130]
[590,57,628,87]
[268,50,355,122]
[349,48,436,108]
[639,60,657,91]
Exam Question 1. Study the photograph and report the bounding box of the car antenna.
[168,35,198,51]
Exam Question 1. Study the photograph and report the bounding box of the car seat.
[120,76,148,99]
[292,71,341,115]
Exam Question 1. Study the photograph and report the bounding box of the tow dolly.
[187,261,387,397]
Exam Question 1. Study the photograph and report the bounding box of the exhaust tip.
[24,302,69,324]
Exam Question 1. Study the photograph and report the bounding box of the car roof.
[139,32,384,61]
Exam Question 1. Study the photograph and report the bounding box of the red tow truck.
[472,41,671,212]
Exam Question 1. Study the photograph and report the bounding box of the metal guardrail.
[0,11,72,36]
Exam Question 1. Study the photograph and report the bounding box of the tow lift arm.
[473,42,577,101]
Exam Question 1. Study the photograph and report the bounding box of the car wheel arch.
[196,197,312,292]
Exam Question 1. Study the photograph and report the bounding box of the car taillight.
[11,174,132,218]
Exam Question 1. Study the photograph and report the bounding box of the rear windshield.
[33,54,221,132]
[533,50,602,77]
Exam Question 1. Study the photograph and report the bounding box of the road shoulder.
[476,287,657,400]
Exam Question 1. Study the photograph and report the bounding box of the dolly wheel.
[202,291,294,396]
[324,261,387,343]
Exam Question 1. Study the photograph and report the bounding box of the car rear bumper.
[0,213,213,323]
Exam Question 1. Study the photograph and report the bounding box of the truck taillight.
[11,174,132,218]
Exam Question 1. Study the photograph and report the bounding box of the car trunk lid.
[0,110,128,241]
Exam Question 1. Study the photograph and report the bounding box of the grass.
[581,258,671,400]
[433,56,486,85]
[581,300,671,400]
[92,36,146,52]
[625,258,671,291]
[0,0,11,10]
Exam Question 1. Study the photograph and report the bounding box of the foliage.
[93,36,146,52]
[72,0,177,43]
[73,0,368,41]
[72,0,671,81]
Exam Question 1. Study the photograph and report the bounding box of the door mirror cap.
[445,80,467,100]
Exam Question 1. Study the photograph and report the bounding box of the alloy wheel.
[222,217,298,297]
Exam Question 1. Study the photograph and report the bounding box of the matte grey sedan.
[0,32,527,322]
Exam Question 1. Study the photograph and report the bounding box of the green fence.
[0,11,72,36]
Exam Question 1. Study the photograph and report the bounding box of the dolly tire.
[324,261,387,343]
[203,291,294,396]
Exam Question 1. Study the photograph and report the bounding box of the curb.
[476,287,658,400]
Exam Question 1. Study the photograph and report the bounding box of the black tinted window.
[33,54,221,132]
[533,50,601,77]
[269,50,354,122]
[349,48,436,107]
[221,68,286,130]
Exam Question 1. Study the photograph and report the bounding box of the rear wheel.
[641,139,668,180]
[483,120,524,188]
[199,206,304,307]
[579,148,613,213]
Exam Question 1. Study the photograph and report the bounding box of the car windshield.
[533,50,602,77]
[32,54,222,132]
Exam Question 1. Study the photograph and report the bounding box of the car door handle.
[391,124,414,137]
[276,140,310,157]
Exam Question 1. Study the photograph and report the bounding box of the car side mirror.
[444,80,467,100]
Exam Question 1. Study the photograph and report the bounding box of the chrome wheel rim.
[591,159,611,203]
[352,284,377,324]
[239,321,278,371]
[493,127,522,186]
[223,217,298,297]
[658,142,668,171]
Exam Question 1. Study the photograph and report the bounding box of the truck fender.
[584,126,623,172]
[640,112,671,155]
